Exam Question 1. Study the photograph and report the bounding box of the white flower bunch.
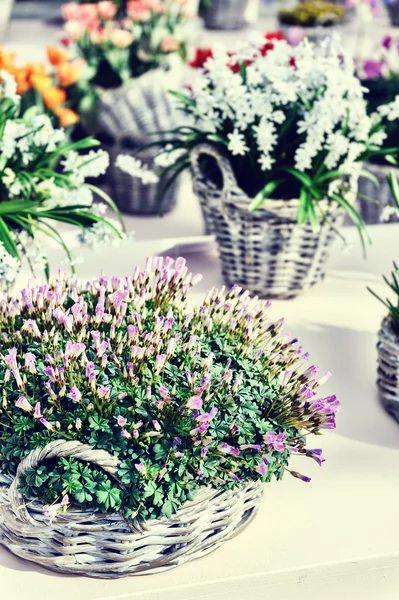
[0,72,125,286]
[184,35,375,179]
[116,154,160,184]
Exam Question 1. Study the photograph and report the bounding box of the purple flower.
[33,402,42,419]
[69,386,82,403]
[382,35,392,49]
[24,352,36,374]
[196,406,218,423]
[363,60,384,80]
[173,437,182,446]
[218,443,240,456]
[317,371,332,387]
[135,462,146,476]
[290,470,311,483]
[98,386,111,400]
[159,385,169,399]
[65,341,86,359]
[186,395,203,409]
[15,396,33,413]
[264,431,287,453]
[254,458,269,477]
[306,448,325,467]
[75,418,82,430]
[152,420,161,431]
[40,418,54,431]
[240,444,262,452]
[117,415,127,427]
[121,428,132,439]
[174,451,184,458]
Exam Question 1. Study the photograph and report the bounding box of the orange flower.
[25,63,48,78]
[0,48,15,69]
[56,60,83,87]
[42,86,67,109]
[47,46,70,66]
[30,74,53,92]
[12,68,32,94]
[54,107,80,128]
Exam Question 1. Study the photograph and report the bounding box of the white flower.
[380,205,399,223]
[0,70,19,103]
[63,149,110,184]
[0,241,20,285]
[154,148,186,168]
[227,129,248,156]
[116,154,159,184]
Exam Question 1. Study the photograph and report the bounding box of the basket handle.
[190,144,243,214]
[8,439,121,526]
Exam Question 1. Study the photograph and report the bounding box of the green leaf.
[85,184,125,232]
[388,171,399,210]
[168,90,195,106]
[297,188,308,224]
[0,216,19,258]
[248,179,283,212]
[331,192,369,255]
[282,166,313,189]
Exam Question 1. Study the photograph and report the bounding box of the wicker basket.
[377,317,399,424]
[107,132,179,215]
[203,0,249,30]
[0,439,263,578]
[191,144,344,299]
[357,162,399,225]
[96,68,184,215]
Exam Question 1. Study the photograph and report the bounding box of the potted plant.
[278,1,344,42]
[357,36,399,224]
[60,0,191,215]
[369,262,399,424]
[0,256,338,577]
[0,70,124,287]
[124,35,399,299]
[0,45,83,130]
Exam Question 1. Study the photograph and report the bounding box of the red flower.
[59,35,72,47]
[189,48,213,69]
[260,30,285,56]
[264,31,285,41]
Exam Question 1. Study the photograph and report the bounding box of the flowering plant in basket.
[0,71,124,287]
[0,46,83,129]
[134,34,399,250]
[368,262,399,422]
[61,0,190,125]
[0,257,338,525]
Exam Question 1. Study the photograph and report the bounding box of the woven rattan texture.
[357,162,399,225]
[97,68,183,214]
[0,440,263,578]
[377,317,399,424]
[191,144,343,299]
[203,0,249,30]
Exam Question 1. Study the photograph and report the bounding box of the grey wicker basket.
[377,317,399,424]
[96,68,184,215]
[107,132,179,215]
[191,145,344,300]
[357,162,399,225]
[0,439,263,578]
[203,0,249,30]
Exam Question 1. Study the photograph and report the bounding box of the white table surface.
[2,224,399,599]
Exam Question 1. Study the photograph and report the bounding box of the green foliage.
[368,261,399,332]
[0,262,335,522]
